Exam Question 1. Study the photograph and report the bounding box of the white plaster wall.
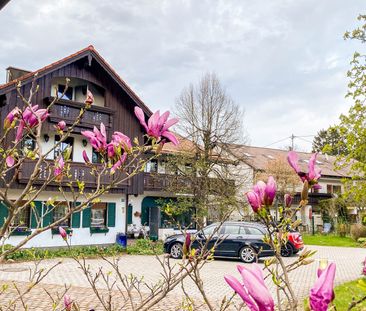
[128,195,144,226]
[4,190,126,248]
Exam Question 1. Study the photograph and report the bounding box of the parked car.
[163,221,304,263]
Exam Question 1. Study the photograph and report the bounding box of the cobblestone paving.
[0,245,363,310]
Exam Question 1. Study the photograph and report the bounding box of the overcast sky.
[0,0,365,151]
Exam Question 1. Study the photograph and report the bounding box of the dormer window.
[57,84,73,101]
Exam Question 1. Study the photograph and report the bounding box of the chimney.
[6,66,31,83]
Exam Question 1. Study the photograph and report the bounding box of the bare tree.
[159,73,248,226]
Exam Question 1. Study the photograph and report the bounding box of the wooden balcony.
[292,192,333,208]
[143,173,235,193]
[18,160,130,189]
[45,97,113,132]
[143,173,192,192]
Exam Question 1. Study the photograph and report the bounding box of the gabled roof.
[0,45,152,116]
[228,144,353,178]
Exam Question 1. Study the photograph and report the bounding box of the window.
[326,184,342,194]
[53,203,70,227]
[92,148,103,164]
[54,135,74,160]
[222,224,240,235]
[333,185,342,194]
[245,227,264,235]
[11,202,30,228]
[91,203,107,227]
[21,136,36,151]
[202,224,217,236]
[145,160,158,173]
[58,84,73,101]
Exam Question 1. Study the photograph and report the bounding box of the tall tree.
[334,15,366,212]
[161,73,248,226]
[312,127,347,156]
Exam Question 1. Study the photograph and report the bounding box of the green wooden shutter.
[0,201,9,228]
[43,204,53,227]
[107,203,116,227]
[71,202,81,228]
[127,204,133,225]
[82,206,91,228]
[30,201,43,229]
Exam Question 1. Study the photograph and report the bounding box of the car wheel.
[170,242,183,259]
[239,246,257,263]
[281,243,294,257]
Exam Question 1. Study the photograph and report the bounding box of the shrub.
[3,244,126,261]
[357,237,366,244]
[350,224,366,241]
[126,239,163,255]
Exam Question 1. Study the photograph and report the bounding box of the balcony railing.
[292,192,333,207]
[143,173,235,193]
[18,160,129,188]
[45,97,113,131]
[143,173,191,191]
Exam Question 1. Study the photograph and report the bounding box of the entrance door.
[149,206,160,240]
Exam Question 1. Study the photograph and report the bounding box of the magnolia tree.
[0,80,236,311]
[223,151,366,311]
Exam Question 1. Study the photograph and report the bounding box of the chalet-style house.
[0,46,162,247]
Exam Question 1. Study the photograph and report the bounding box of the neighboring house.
[0,46,154,247]
[229,145,353,231]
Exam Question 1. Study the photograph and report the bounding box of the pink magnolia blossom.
[309,263,336,311]
[134,107,179,145]
[82,150,90,163]
[287,151,322,189]
[284,193,292,208]
[110,153,127,174]
[264,176,276,206]
[246,191,261,212]
[182,232,192,256]
[54,156,64,181]
[4,107,21,129]
[81,123,107,152]
[63,294,72,311]
[15,105,49,142]
[5,155,15,168]
[246,177,277,212]
[85,90,94,106]
[56,120,66,131]
[59,226,67,241]
[363,257,366,276]
[225,264,274,311]
[107,131,132,158]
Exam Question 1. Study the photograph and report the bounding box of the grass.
[304,279,366,310]
[3,239,164,262]
[333,279,366,310]
[302,234,361,248]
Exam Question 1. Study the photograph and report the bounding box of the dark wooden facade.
[0,47,150,195]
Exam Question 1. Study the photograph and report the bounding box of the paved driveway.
[0,245,364,310]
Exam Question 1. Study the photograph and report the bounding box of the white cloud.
[0,0,364,151]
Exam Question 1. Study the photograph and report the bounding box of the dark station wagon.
[163,221,304,263]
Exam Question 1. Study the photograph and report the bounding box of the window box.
[10,228,32,236]
[90,226,109,234]
[51,227,73,235]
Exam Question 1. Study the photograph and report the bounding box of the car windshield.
[202,224,217,236]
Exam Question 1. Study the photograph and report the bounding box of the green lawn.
[302,234,360,248]
[305,279,366,310]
